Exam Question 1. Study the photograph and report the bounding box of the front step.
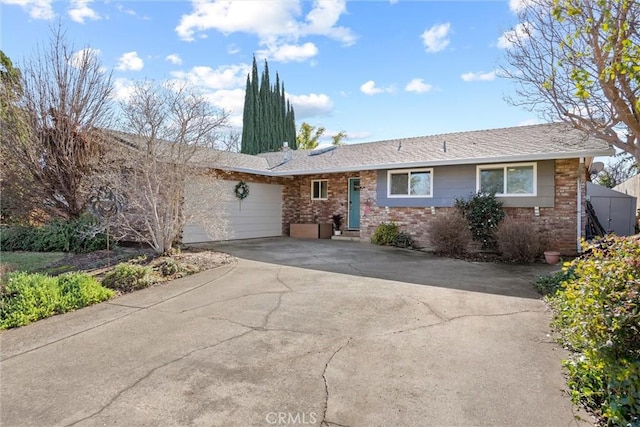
[331,230,360,241]
[331,235,360,241]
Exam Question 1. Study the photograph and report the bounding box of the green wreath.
[234,181,250,200]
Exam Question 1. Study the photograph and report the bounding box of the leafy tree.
[332,130,347,146]
[0,50,33,223]
[296,122,347,149]
[0,25,114,220]
[502,0,640,164]
[297,122,326,149]
[594,152,638,188]
[241,58,296,154]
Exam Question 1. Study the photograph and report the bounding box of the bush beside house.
[543,236,640,425]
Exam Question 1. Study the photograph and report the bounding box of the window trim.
[311,179,328,200]
[386,168,434,198]
[476,162,537,197]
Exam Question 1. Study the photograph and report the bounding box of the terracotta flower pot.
[544,251,561,265]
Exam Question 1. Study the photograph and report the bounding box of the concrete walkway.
[1,239,592,426]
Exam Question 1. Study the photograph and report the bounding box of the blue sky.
[0,0,537,144]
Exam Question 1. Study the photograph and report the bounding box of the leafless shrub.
[427,211,472,257]
[93,80,230,254]
[1,25,113,219]
[495,217,545,263]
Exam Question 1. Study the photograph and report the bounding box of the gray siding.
[376,161,555,208]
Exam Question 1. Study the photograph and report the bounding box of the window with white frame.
[311,179,328,200]
[387,168,433,197]
[477,163,536,196]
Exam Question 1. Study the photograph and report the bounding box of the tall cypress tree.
[240,57,296,154]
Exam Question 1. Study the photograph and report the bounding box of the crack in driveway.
[379,309,547,337]
[65,328,254,426]
[321,337,353,427]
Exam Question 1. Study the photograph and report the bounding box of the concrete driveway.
[1,238,591,426]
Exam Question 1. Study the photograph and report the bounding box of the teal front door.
[348,178,360,230]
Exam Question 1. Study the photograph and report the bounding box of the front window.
[388,169,433,197]
[477,163,536,196]
[311,180,328,200]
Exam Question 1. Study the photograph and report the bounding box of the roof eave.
[254,147,615,176]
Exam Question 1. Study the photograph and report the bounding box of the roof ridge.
[345,122,567,148]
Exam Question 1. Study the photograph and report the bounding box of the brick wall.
[210,158,584,255]
[358,159,583,255]
[283,173,356,234]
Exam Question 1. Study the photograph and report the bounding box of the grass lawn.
[0,251,70,274]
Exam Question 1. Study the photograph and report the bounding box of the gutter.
[577,157,584,253]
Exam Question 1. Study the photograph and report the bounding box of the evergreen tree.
[240,57,296,154]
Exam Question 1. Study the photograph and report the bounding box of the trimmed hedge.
[0,272,114,329]
[548,236,640,425]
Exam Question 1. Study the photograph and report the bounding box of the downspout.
[577,157,584,253]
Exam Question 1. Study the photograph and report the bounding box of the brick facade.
[336,160,582,255]
[283,172,357,234]
[212,158,584,255]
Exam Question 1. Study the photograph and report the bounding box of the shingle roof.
[110,123,614,176]
[250,122,612,175]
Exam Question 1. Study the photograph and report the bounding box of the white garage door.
[182,179,283,243]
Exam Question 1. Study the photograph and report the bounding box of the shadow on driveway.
[191,237,560,299]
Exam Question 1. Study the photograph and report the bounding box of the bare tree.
[217,129,241,152]
[0,25,113,219]
[102,81,230,254]
[502,0,640,163]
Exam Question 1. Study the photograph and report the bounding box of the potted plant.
[332,213,343,235]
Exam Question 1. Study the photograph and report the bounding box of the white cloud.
[360,80,383,95]
[344,130,371,140]
[256,42,318,63]
[204,88,246,127]
[68,0,100,24]
[301,0,355,45]
[175,0,355,52]
[116,51,144,71]
[2,0,54,19]
[69,48,101,68]
[421,23,451,53]
[165,54,182,65]
[171,64,250,90]
[287,93,334,118]
[360,80,394,96]
[509,0,534,13]
[112,77,135,102]
[517,118,541,126]
[405,78,433,93]
[497,22,531,49]
[227,44,240,55]
[116,3,136,16]
[461,70,497,82]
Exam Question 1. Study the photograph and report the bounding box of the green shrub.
[371,222,400,246]
[495,217,545,262]
[101,263,155,292]
[57,273,114,308]
[0,214,112,253]
[534,266,576,296]
[454,192,505,250]
[427,212,472,257]
[548,236,640,425]
[0,272,113,329]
